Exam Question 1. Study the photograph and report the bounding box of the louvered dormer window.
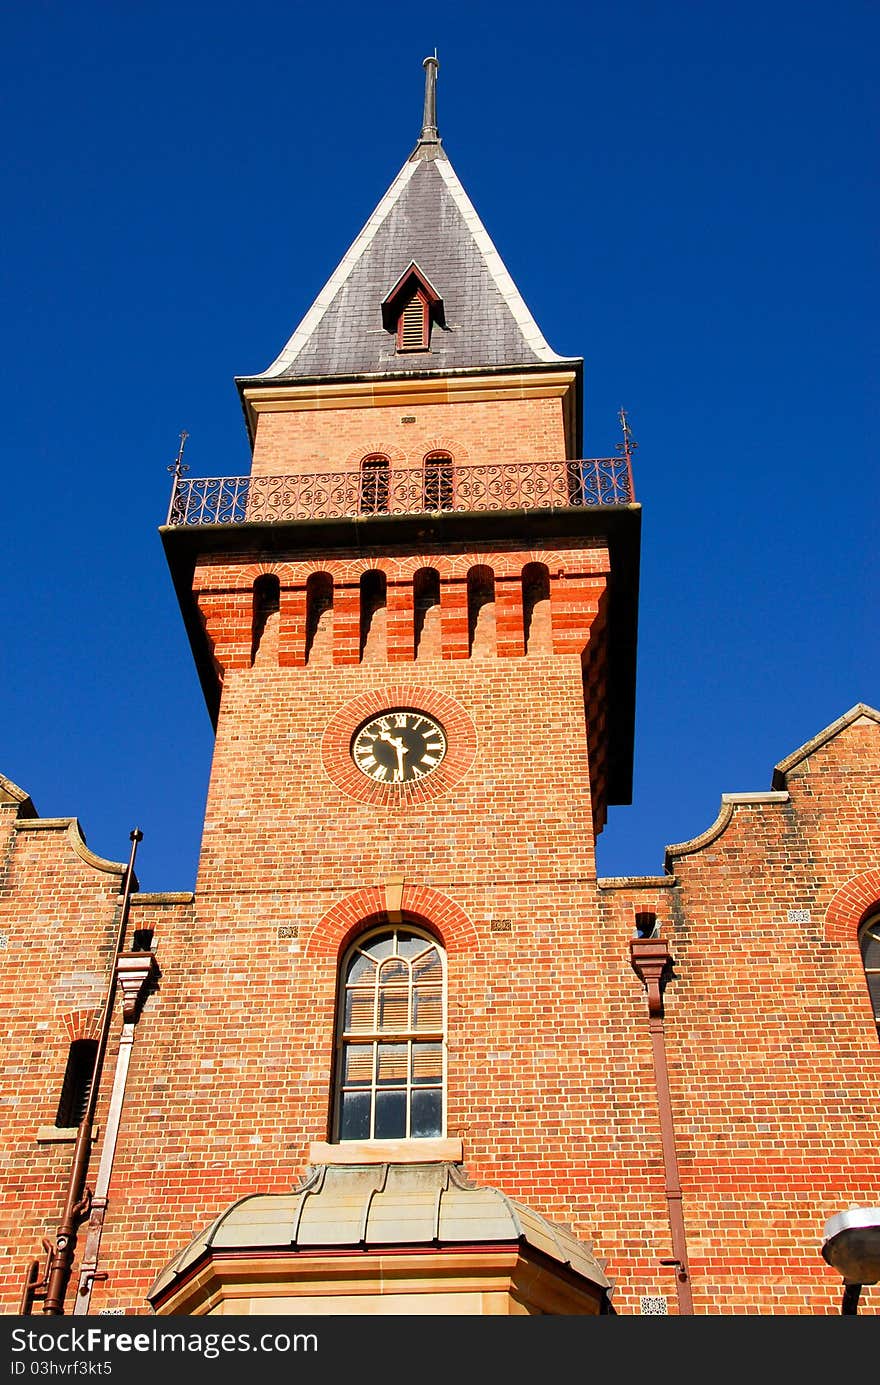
[381,261,444,356]
[398,290,430,351]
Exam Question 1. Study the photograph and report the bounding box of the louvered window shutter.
[337,929,445,1140]
[398,293,428,350]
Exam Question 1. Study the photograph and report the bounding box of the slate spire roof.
[237,57,579,386]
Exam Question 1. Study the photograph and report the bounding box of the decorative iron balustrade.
[165,457,635,527]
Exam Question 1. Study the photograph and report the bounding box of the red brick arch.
[419,438,469,465]
[321,686,477,807]
[307,884,479,960]
[59,1008,101,1042]
[824,869,880,940]
[344,442,407,468]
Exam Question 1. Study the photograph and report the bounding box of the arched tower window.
[251,573,280,665]
[413,566,441,660]
[334,926,445,1142]
[522,562,552,654]
[859,912,880,1035]
[359,455,390,514]
[359,568,387,662]
[467,565,496,657]
[423,452,454,512]
[305,572,333,665]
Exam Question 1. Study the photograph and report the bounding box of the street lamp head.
[821,1207,880,1285]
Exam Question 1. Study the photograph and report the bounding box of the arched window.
[305,572,333,665]
[359,569,387,662]
[413,566,441,660]
[859,912,880,1035]
[522,562,551,655]
[251,573,280,665]
[467,565,496,657]
[423,452,454,512]
[334,926,445,1142]
[359,455,390,514]
[55,1039,98,1129]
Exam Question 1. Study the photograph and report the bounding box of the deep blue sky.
[2,1,876,892]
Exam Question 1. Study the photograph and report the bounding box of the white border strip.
[434,156,568,364]
[253,159,421,379]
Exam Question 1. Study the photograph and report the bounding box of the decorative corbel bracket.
[629,936,673,1017]
[116,952,160,1023]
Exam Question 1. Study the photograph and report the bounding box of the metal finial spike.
[421,53,439,141]
[167,429,190,478]
[616,408,637,455]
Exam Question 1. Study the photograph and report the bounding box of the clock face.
[351,709,447,784]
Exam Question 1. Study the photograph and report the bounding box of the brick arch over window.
[59,1009,101,1043]
[824,869,880,941]
[307,885,478,961]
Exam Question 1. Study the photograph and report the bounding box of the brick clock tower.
[155,56,638,1313]
[7,58,879,1320]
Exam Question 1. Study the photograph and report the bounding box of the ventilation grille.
[56,1040,97,1127]
[400,296,427,350]
[640,1295,668,1315]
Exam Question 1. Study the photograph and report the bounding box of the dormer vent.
[400,291,430,351]
[382,262,445,354]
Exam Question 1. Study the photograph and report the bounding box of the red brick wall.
[595,715,880,1314]
[1,699,878,1315]
[249,396,569,476]
[191,540,610,822]
[0,815,125,1303]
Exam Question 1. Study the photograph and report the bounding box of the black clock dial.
[351,709,447,784]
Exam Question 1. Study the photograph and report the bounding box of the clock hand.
[379,730,408,777]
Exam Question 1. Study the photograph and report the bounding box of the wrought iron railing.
[165,457,635,527]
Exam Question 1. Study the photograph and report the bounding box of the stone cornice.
[241,368,578,415]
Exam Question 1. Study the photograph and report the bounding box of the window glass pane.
[343,1045,373,1086]
[413,987,442,1031]
[379,957,408,982]
[363,935,395,961]
[376,1044,408,1085]
[378,986,409,1031]
[867,972,880,1013]
[412,1043,442,1085]
[347,953,377,984]
[411,1089,442,1138]
[861,924,880,968]
[345,989,375,1033]
[340,1091,371,1141]
[396,932,424,959]
[375,1090,407,1139]
[413,951,442,982]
